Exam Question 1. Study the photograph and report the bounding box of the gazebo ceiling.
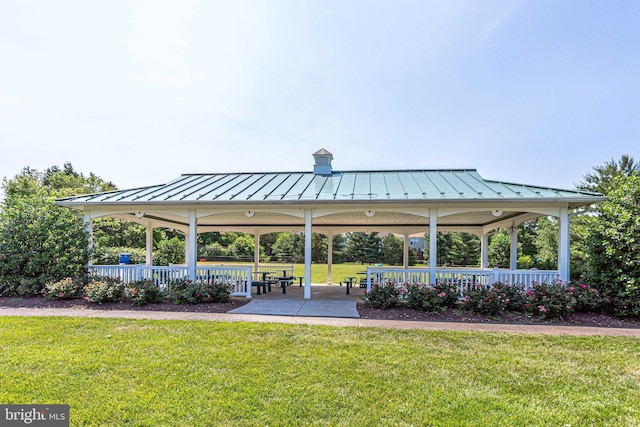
[56,164,606,235]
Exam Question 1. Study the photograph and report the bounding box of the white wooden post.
[184,232,190,265]
[429,209,437,284]
[253,230,260,273]
[403,233,410,269]
[145,225,153,266]
[510,226,518,270]
[481,232,489,269]
[304,209,312,299]
[327,231,333,285]
[83,211,93,267]
[188,210,197,280]
[558,207,570,282]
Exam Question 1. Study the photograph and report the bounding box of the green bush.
[588,173,640,317]
[525,282,574,320]
[43,277,84,300]
[567,283,605,313]
[0,190,90,296]
[166,279,232,304]
[406,283,458,314]
[124,280,165,306]
[154,237,185,266]
[84,277,125,304]
[0,278,42,297]
[363,283,400,309]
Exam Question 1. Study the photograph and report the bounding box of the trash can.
[119,253,131,265]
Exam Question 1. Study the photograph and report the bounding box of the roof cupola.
[313,148,333,175]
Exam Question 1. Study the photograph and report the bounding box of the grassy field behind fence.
[1,316,639,426]
[201,262,393,284]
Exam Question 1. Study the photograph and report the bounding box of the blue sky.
[1,0,638,195]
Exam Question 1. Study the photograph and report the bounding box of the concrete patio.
[229,284,364,318]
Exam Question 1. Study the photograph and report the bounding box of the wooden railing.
[89,265,253,297]
[365,267,561,294]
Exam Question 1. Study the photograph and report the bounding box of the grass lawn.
[201,262,396,284]
[1,317,639,426]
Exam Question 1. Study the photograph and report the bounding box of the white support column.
[253,230,260,274]
[480,232,489,269]
[558,207,570,282]
[510,226,518,270]
[403,233,410,269]
[327,231,334,285]
[184,232,190,264]
[188,210,197,280]
[145,224,153,266]
[304,209,312,299]
[83,211,93,267]
[429,209,437,284]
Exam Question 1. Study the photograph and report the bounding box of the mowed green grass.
[201,262,391,284]
[1,317,639,426]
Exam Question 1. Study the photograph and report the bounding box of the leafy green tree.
[229,234,258,257]
[587,173,640,316]
[272,232,303,263]
[0,164,115,295]
[154,236,185,266]
[488,228,512,268]
[0,189,90,295]
[577,154,639,195]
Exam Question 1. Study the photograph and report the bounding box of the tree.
[488,228,512,268]
[0,189,89,295]
[380,234,403,265]
[587,173,640,316]
[345,232,381,264]
[0,164,115,295]
[577,154,639,195]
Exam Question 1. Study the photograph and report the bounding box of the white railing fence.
[365,267,561,294]
[89,265,252,297]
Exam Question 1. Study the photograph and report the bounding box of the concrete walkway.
[2,306,640,336]
[228,299,359,318]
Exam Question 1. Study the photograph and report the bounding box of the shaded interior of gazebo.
[56,149,606,299]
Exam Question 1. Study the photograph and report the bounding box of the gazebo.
[56,149,606,299]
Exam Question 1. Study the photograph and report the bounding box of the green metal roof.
[56,169,605,205]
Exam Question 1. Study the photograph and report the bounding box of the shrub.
[43,277,84,300]
[525,281,574,320]
[463,286,501,316]
[84,277,125,303]
[491,283,528,312]
[0,278,42,297]
[567,283,605,313]
[166,279,232,304]
[588,173,640,317]
[363,283,400,309]
[125,280,165,306]
[406,284,457,314]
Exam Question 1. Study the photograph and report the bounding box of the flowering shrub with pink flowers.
[567,283,605,313]
[166,279,232,305]
[84,277,125,304]
[524,282,574,319]
[406,283,458,314]
[125,279,165,306]
[43,277,84,300]
[368,279,610,321]
[363,283,400,309]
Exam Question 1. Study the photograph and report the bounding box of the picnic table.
[343,276,356,295]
